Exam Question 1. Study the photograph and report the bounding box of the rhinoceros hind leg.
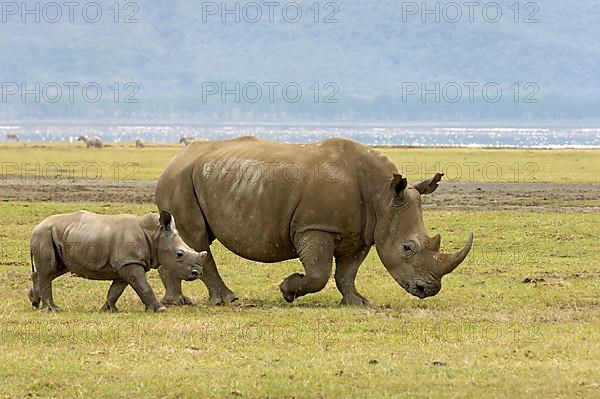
[339,293,371,306]
[29,288,40,309]
[100,279,128,312]
[202,252,239,305]
[29,271,41,309]
[335,246,371,306]
[38,271,65,312]
[207,287,238,306]
[159,250,238,306]
[280,230,335,303]
[159,207,237,306]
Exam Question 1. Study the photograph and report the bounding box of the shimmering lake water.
[2,124,600,148]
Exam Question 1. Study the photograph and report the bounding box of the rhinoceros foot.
[146,304,167,313]
[28,288,40,309]
[161,294,195,306]
[208,289,238,306]
[282,292,297,303]
[339,293,371,306]
[279,273,304,303]
[41,303,61,312]
[99,301,120,313]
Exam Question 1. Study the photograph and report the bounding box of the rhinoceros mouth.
[406,280,441,299]
[387,271,440,298]
[409,285,427,299]
[185,268,201,281]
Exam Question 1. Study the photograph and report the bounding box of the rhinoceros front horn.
[435,232,474,276]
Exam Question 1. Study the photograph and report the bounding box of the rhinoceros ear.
[414,173,444,195]
[159,211,173,231]
[390,173,408,196]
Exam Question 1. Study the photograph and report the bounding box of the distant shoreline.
[3,142,600,151]
[2,122,600,149]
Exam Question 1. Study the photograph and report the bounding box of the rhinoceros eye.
[402,242,416,255]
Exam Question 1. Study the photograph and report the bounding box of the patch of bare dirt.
[1,176,599,213]
[0,176,155,204]
[424,182,600,213]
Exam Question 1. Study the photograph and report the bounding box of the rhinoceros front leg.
[158,266,194,306]
[119,264,166,312]
[280,230,335,303]
[335,246,371,306]
[100,279,128,312]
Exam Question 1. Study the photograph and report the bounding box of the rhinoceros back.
[31,212,155,279]
[156,137,391,262]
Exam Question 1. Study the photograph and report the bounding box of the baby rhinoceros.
[29,210,206,313]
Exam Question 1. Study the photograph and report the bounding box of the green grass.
[1,143,599,183]
[0,143,178,182]
[383,147,600,184]
[1,202,599,398]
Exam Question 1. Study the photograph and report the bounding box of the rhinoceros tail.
[30,249,35,273]
[29,248,41,309]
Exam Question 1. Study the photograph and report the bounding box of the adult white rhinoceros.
[155,137,473,305]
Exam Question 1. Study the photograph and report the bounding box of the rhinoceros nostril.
[414,283,426,297]
[190,270,199,278]
[176,250,184,259]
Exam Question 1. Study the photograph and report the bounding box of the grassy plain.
[0,143,599,398]
[0,142,599,183]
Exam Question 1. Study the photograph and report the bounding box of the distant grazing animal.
[78,135,104,148]
[179,137,195,146]
[155,137,473,306]
[135,138,145,148]
[5,132,19,142]
[29,211,206,313]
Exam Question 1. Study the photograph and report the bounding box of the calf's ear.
[159,211,173,231]
[198,251,208,263]
[414,173,444,195]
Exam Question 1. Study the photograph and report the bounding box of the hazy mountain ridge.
[1,0,598,121]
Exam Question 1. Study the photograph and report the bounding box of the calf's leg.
[158,266,194,305]
[100,279,128,312]
[119,264,166,312]
[280,230,335,303]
